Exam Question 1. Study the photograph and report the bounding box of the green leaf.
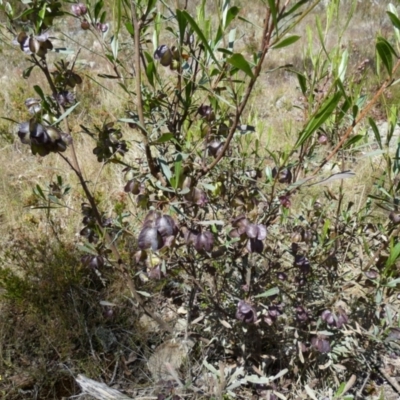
[224,6,240,30]
[125,21,134,36]
[369,118,382,150]
[282,0,309,18]
[159,158,172,182]
[23,65,36,79]
[144,0,157,19]
[94,0,104,21]
[113,0,121,36]
[34,184,46,200]
[255,287,279,298]
[343,134,364,149]
[227,53,254,78]
[36,2,46,32]
[386,241,400,268]
[145,60,155,87]
[376,37,395,76]
[387,11,400,31]
[76,243,98,256]
[110,35,119,60]
[118,118,149,135]
[295,71,307,95]
[335,382,346,396]
[51,102,81,125]
[272,35,301,49]
[296,91,342,147]
[182,10,221,68]
[386,277,400,288]
[338,49,349,82]
[176,9,188,46]
[149,133,174,146]
[171,154,183,190]
[267,0,278,35]
[33,85,46,102]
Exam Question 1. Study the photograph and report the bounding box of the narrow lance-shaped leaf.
[172,154,183,190]
[223,6,240,30]
[376,37,396,76]
[159,158,172,182]
[176,9,188,46]
[308,170,355,187]
[52,102,81,125]
[387,11,400,31]
[182,10,221,69]
[369,117,382,150]
[272,35,301,49]
[296,91,342,147]
[338,49,348,83]
[255,287,280,298]
[386,241,400,268]
[267,0,278,35]
[227,53,254,78]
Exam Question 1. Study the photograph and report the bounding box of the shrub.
[1,0,400,398]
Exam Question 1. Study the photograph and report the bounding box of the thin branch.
[199,7,273,178]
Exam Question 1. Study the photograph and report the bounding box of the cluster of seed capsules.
[17,99,71,156]
[71,3,109,33]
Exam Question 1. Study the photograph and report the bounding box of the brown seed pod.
[208,140,224,158]
[245,223,258,239]
[194,231,214,253]
[29,37,40,54]
[246,238,263,253]
[124,179,140,194]
[30,122,50,145]
[46,127,62,143]
[138,227,163,251]
[155,215,178,237]
[389,211,400,225]
[154,45,173,66]
[232,215,249,235]
[272,167,292,184]
[71,3,87,16]
[142,211,161,230]
[321,310,335,325]
[303,230,313,243]
[198,105,215,122]
[236,300,257,323]
[318,135,328,145]
[54,140,67,152]
[18,122,31,144]
[81,19,90,30]
[291,232,302,243]
[311,335,331,354]
[185,187,207,206]
[256,224,267,240]
[181,226,198,245]
[25,98,41,114]
[228,229,241,239]
[365,269,379,280]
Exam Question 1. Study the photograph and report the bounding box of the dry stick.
[312,59,400,176]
